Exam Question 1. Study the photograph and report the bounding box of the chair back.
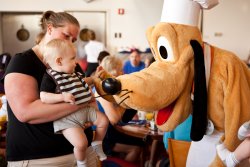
[168,138,191,167]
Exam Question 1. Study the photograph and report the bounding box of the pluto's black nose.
[102,78,121,95]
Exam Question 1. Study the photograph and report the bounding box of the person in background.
[0,95,7,166]
[40,39,108,167]
[90,50,110,78]
[75,28,90,72]
[85,30,105,77]
[0,53,11,167]
[144,56,155,68]
[4,10,98,167]
[123,48,145,74]
[0,53,11,94]
[246,54,250,68]
[97,51,110,65]
[95,56,147,163]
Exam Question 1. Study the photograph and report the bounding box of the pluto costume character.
[94,0,250,166]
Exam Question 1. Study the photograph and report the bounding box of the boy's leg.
[216,143,239,167]
[91,141,107,161]
[62,127,88,167]
[91,110,109,161]
[238,121,250,140]
[234,137,250,164]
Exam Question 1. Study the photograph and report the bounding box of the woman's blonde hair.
[100,56,123,76]
[42,39,76,65]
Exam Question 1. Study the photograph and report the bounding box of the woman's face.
[48,23,79,43]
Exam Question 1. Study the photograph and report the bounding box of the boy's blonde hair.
[43,39,76,65]
[100,56,123,76]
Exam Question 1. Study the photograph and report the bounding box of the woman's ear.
[55,57,62,66]
[47,24,53,35]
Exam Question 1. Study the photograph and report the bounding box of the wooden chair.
[168,138,191,167]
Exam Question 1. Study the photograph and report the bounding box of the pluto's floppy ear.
[190,40,208,141]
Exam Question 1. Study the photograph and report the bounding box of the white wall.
[1,0,250,60]
[0,0,164,54]
[203,0,250,60]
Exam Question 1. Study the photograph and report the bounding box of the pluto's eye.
[157,36,174,62]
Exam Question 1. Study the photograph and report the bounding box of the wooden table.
[115,123,165,167]
[141,129,165,167]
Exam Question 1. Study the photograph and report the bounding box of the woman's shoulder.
[5,49,44,76]
[15,49,36,57]
[11,49,37,63]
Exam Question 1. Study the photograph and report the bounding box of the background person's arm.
[96,91,125,125]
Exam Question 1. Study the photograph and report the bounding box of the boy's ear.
[55,57,62,65]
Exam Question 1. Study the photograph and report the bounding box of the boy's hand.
[95,66,113,80]
[95,66,104,79]
[62,92,75,104]
[83,122,93,129]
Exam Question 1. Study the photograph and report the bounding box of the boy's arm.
[82,67,107,86]
[83,76,95,86]
[40,91,75,104]
[40,72,74,104]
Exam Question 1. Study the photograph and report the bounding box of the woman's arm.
[96,91,149,138]
[5,73,85,124]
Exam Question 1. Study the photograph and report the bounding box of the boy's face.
[59,48,77,73]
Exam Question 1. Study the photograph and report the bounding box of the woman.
[4,10,98,167]
[95,56,148,162]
